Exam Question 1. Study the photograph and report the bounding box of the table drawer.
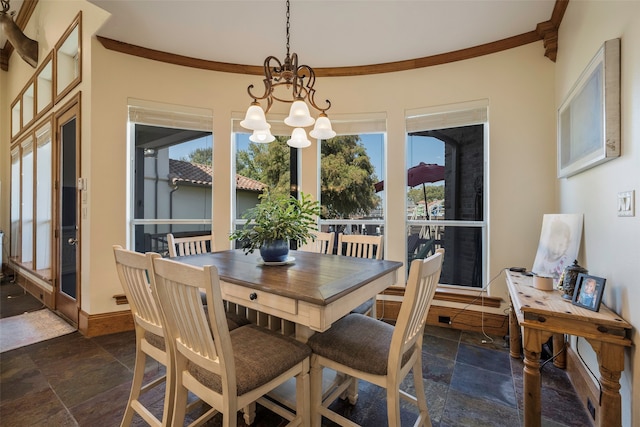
[223,283,298,315]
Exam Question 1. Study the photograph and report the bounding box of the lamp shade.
[240,104,269,131]
[249,127,275,143]
[309,115,336,139]
[284,100,315,128]
[287,127,311,148]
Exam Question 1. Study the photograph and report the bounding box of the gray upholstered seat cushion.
[350,299,374,315]
[307,314,410,376]
[144,331,166,351]
[224,311,251,331]
[187,324,311,395]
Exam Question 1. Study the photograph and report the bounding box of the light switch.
[617,190,635,217]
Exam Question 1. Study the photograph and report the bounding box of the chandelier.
[240,0,336,148]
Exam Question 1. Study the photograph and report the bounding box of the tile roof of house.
[169,159,265,192]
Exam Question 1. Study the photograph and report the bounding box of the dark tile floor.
[1,278,593,426]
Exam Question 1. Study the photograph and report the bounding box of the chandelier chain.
[285,0,290,58]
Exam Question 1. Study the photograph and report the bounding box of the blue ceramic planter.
[259,240,289,262]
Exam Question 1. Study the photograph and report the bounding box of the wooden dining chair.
[299,230,335,254]
[337,233,383,317]
[112,245,172,427]
[150,256,312,427]
[307,250,444,427]
[167,233,214,257]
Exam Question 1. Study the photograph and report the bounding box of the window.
[10,148,20,260]
[35,124,53,271]
[318,115,387,255]
[406,102,487,287]
[21,137,34,265]
[8,121,54,279]
[232,116,291,245]
[128,100,213,255]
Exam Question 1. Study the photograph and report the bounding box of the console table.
[506,270,631,427]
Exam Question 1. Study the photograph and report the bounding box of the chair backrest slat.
[300,230,335,254]
[337,233,383,260]
[167,233,215,257]
[391,249,443,362]
[113,246,164,337]
[152,257,232,379]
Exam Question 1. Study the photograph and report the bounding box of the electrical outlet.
[617,190,634,217]
[587,398,596,420]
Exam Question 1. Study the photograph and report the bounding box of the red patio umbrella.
[374,162,444,192]
[374,162,445,218]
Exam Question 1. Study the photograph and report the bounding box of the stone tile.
[49,358,133,408]
[460,329,510,353]
[424,325,462,341]
[400,372,449,424]
[70,381,131,426]
[456,342,512,376]
[91,330,137,368]
[450,361,517,408]
[422,333,459,361]
[421,352,455,385]
[0,387,70,426]
[441,388,520,427]
[0,352,50,404]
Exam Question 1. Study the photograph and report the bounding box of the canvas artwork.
[532,214,583,279]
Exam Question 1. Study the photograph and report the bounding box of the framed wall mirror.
[36,52,54,116]
[55,12,82,103]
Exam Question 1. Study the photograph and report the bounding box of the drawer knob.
[249,292,257,301]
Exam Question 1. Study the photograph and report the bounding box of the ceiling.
[82,0,558,69]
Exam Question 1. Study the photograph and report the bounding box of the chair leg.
[161,357,174,427]
[121,336,146,427]
[412,359,432,427]
[296,360,311,427]
[310,356,323,427]
[386,384,402,427]
[171,359,189,427]
[241,403,256,425]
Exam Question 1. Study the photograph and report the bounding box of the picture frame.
[557,38,620,178]
[572,273,606,312]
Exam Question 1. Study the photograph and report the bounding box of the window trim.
[405,100,489,288]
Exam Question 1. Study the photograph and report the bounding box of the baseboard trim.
[566,345,599,426]
[78,309,134,338]
[377,299,508,337]
[6,267,54,308]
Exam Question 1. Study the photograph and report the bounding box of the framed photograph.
[558,38,620,178]
[572,274,606,312]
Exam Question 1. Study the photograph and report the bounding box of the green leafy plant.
[230,191,321,254]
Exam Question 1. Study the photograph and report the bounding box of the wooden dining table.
[173,249,402,341]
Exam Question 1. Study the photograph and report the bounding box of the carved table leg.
[593,341,625,427]
[509,303,521,359]
[552,333,566,369]
[522,328,551,427]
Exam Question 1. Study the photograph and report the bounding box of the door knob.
[67,238,78,246]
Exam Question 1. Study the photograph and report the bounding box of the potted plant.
[230,190,321,262]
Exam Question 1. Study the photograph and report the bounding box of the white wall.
[556,2,640,425]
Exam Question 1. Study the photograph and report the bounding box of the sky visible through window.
[167,133,444,191]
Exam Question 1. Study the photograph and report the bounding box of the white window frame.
[405,100,489,288]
